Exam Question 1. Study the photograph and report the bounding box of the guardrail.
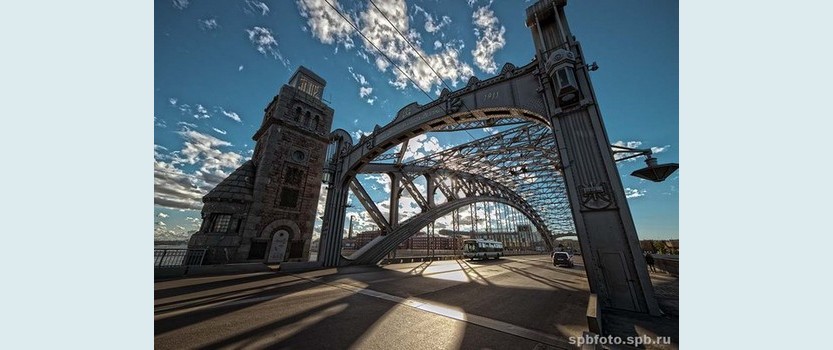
[154,249,206,268]
[378,250,548,265]
[654,256,679,276]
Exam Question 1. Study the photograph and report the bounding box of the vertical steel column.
[388,172,401,231]
[318,177,349,267]
[527,0,660,314]
[425,173,436,208]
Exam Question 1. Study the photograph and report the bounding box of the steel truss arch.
[339,60,552,177]
[344,162,556,265]
[321,60,576,267]
[342,196,547,265]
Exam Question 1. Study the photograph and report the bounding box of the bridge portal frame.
[319,0,663,316]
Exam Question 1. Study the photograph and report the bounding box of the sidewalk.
[601,272,679,349]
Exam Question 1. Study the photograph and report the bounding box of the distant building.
[403,233,459,250]
[639,239,680,255]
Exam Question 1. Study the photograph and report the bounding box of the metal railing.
[154,249,206,268]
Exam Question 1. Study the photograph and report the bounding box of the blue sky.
[154,0,678,241]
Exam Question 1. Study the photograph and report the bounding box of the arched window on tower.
[303,111,311,128]
[313,115,320,132]
[294,107,302,122]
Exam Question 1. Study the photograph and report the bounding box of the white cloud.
[169,98,177,105]
[613,140,643,149]
[154,223,197,241]
[353,129,372,141]
[363,174,392,194]
[312,184,329,240]
[246,26,290,66]
[212,127,227,135]
[173,130,242,176]
[177,103,192,115]
[238,65,244,71]
[296,0,473,93]
[471,5,506,74]
[155,142,172,160]
[349,66,369,85]
[199,18,219,30]
[349,66,376,103]
[613,140,644,162]
[358,0,474,92]
[155,116,168,129]
[177,121,198,129]
[172,0,189,10]
[375,56,389,72]
[482,127,498,135]
[219,108,242,122]
[192,104,210,119]
[434,40,442,49]
[244,0,270,16]
[651,145,671,154]
[155,130,245,211]
[154,161,205,210]
[296,0,355,49]
[612,141,671,164]
[413,5,452,33]
[157,212,169,218]
[625,188,646,199]
[357,50,370,63]
[402,134,443,161]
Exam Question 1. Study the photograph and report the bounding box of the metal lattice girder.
[395,140,408,164]
[435,175,458,201]
[431,116,530,132]
[348,179,391,233]
[360,163,553,241]
[345,195,533,265]
[398,173,429,210]
[396,123,576,235]
[339,60,551,177]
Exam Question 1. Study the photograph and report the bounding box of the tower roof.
[203,160,255,203]
[290,66,327,87]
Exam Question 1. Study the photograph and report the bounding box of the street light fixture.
[611,144,679,183]
[631,155,679,183]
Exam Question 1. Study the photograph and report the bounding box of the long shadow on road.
[155,272,282,299]
[155,257,592,349]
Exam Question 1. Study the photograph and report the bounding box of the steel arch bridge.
[312,0,667,315]
[317,60,575,267]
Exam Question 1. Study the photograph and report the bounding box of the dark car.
[552,252,574,267]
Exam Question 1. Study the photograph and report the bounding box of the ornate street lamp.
[611,145,679,182]
[631,155,679,182]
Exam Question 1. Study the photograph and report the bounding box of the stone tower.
[188,66,334,264]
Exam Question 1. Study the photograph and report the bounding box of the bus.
[462,239,504,260]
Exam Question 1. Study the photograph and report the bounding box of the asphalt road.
[155,255,590,349]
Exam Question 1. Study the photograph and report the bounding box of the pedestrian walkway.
[601,273,679,349]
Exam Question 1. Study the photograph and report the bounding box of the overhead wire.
[321,0,435,102]
[366,0,480,142]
